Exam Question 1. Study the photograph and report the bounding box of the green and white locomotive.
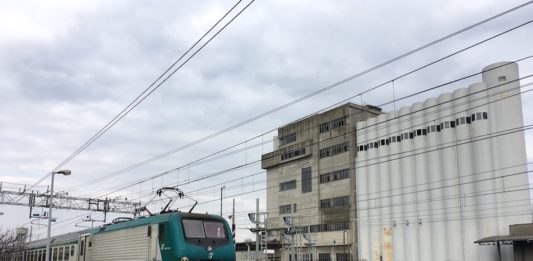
[3,211,235,261]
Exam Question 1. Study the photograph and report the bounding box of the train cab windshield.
[182,219,227,239]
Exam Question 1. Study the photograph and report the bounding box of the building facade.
[355,62,531,261]
[261,104,382,261]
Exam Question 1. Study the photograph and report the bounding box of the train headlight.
[207,246,213,252]
[181,257,189,261]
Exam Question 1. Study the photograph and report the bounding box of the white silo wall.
[356,120,370,260]
[355,62,531,261]
[366,116,381,261]
[424,97,445,259]
[377,113,391,260]
[399,105,419,260]
[454,87,479,261]
[411,101,432,261]
[483,62,530,259]
[383,112,396,261]
[392,107,411,261]
[469,82,499,260]
[438,91,464,261]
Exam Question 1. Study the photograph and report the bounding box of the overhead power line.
[80,54,533,200]
[55,0,533,194]
[23,0,256,198]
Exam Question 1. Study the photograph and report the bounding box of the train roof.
[24,212,225,249]
[25,228,96,249]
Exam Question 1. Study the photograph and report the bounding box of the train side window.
[159,224,165,241]
[58,247,63,261]
[147,225,152,237]
[80,240,84,256]
[63,247,69,260]
[70,246,74,256]
[52,248,58,261]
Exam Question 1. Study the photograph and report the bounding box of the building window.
[280,133,297,145]
[301,167,312,193]
[319,253,331,261]
[319,116,348,133]
[281,148,305,161]
[319,169,350,184]
[303,254,313,261]
[319,142,349,158]
[279,204,292,214]
[336,253,350,261]
[483,112,488,119]
[319,123,330,133]
[320,196,350,208]
[333,116,347,128]
[280,180,296,191]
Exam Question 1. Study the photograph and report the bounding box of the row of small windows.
[309,222,350,233]
[280,180,297,191]
[320,195,350,208]
[319,142,349,158]
[287,253,350,261]
[279,132,297,145]
[280,168,348,193]
[311,254,350,261]
[319,169,350,184]
[319,116,347,133]
[18,245,75,261]
[357,112,489,151]
[281,148,306,160]
[279,203,297,214]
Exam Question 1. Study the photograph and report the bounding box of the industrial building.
[355,62,531,261]
[261,103,382,261]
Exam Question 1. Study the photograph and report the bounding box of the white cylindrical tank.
[398,105,418,260]
[357,118,371,260]
[424,97,445,259]
[468,82,499,260]
[367,115,381,261]
[438,91,463,260]
[483,61,530,259]
[377,113,392,261]
[453,87,479,261]
[411,101,430,261]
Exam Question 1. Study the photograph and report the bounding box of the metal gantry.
[0,183,141,215]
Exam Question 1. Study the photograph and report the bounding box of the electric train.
[1,212,235,261]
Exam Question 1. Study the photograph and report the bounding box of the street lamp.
[45,170,71,261]
[220,185,225,216]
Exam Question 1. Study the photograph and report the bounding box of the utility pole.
[220,185,225,216]
[46,170,71,261]
[232,198,236,239]
[256,198,260,261]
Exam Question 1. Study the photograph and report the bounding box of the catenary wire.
[22,0,255,198]
[83,61,533,201]
[56,1,533,196]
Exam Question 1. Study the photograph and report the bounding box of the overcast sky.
[1,0,533,241]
